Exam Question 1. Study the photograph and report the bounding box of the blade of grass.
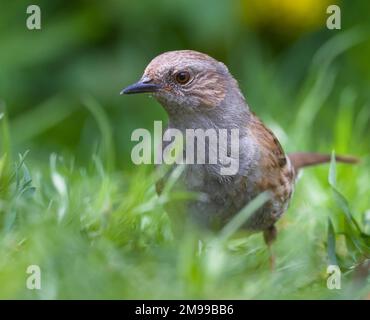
[328,151,365,256]
[11,95,76,145]
[327,218,338,266]
[50,153,69,222]
[82,95,115,172]
[0,102,11,198]
[218,192,270,242]
[0,101,10,157]
[294,27,367,146]
[329,152,362,233]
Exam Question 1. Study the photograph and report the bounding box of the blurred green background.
[2,0,369,168]
[0,0,369,299]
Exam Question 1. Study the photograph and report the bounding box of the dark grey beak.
[120,80,160,95]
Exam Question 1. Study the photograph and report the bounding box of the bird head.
[121,50,245,116]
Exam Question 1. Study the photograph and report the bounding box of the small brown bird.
[122,50,357,265]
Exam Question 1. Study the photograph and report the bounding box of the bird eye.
[175,71,191,84]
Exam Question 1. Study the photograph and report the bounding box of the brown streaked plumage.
[121,50,358,267]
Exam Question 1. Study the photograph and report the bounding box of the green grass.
[0,145,368,299]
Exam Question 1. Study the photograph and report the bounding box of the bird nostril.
[141,77,153,84]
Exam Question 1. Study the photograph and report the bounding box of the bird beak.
[120,79,160,95]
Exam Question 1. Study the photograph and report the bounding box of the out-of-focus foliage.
[1,0,369,168]
[242,0,331,37]
[0,0,369,299]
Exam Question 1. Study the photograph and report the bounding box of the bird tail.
[288,152,359,171]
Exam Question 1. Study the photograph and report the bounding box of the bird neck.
[166,85,251,134]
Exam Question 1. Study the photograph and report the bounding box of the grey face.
[121,50,231,111]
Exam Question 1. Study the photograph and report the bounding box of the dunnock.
[122,50,357,265]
